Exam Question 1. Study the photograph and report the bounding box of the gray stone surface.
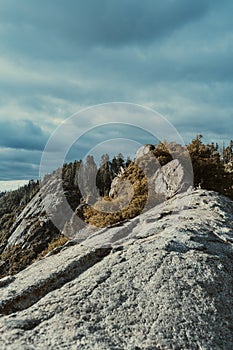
[4,174,64,249]
[154,159,192,198]
[0,189,233,349]
[135,144,155,159]
[2,171,78,264]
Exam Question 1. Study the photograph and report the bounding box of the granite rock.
[0,189,233,349]
[154,159,192,198]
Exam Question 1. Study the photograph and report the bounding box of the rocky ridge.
[0,155,192,277]
[0,189,233,349]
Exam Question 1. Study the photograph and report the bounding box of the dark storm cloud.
[65,123,158,162]
[0,161,38,180]
[0,148,42,180]
[0,0,211,53]
[0,120,48,151]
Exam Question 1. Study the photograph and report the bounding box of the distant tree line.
[62,153,132,207]
[0,179,39,217]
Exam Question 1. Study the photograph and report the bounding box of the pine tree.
[96,154,113,196]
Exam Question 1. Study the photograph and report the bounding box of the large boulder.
[154,158,192,198]
[0,189,233,349]
[135,144,155,159]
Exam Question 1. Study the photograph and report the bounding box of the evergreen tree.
[96,154,113,196]
[187,135,225,191]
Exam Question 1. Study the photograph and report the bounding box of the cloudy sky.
[0,0,233,189]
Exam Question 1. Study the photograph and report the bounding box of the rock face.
[0,171,82,277]
[0,180,61,278]
[0,189,233,349]
[154,159,192,198]
[135,144,155,159]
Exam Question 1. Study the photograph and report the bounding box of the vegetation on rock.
[0,135,233,277]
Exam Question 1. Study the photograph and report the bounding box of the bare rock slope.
[0,189,233,349]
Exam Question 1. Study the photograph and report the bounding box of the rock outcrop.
[0,189,233,349]
[153,159,192,199]
[135,144,155,159]
[0,174,66,277]
[0,170,83,277]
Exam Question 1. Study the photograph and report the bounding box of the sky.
[0,0,233,190]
